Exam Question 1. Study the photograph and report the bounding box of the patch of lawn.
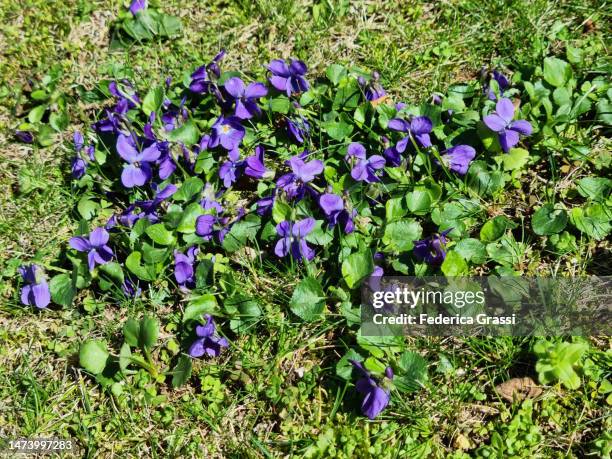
[0,0,610,457]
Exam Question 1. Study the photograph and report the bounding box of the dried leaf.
[496,377,542,402]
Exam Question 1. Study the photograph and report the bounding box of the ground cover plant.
[0,0,611,457]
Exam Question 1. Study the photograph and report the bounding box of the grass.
[0,0,611,457]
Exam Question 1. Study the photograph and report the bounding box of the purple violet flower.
[388,115,433,152]
[267,59,309,96]
[345,142,386,183]
[485,70,510,100]
[189,50,225,95]
[483,98,532,152]
[109,80,140,108]
[174,246,199,290]
[215,208,245,243]
[189,66,213,94]
[116,134,161,187]
[195,214,218,241]
[148,182,177,204]
[195,208,246,243]
[431,94,443,105]
[350,360,393,420]
[413,229,452,266]
[274,218,316,261]
[161,97,188,132]
[381,136,403,167]
[276,155,323,200]
[86,145,95,161]
[73,131,84,150]
[244,145,273,179]
[156,142,176,180]
[223,77,268,119]
[188,314,229,358]
[358,71,387,102]
[69,227,114,271]
[129,0,146,15]
[71,131,88,179]
[439,145,476,175]
[208,116,245,152]
[71,157,87,179]
[143,112,156,139]
[19,264,51,309]
[319,193,356,233]
[219,149,243,188]
[286,117,310,144]
[181,143,198,171]
[366,265,384,291]
[201,183,224,214]
[116,204,140,227]
[256,194,276,216]
[15,130,34,143]
[196,134,210,154]
[92,109,122,134]
[120,183,178,226]
[207,50,225,79]
[122,278,141,298]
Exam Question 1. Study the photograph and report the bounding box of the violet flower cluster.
[14,51,542,419]
[28,54,523,300]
